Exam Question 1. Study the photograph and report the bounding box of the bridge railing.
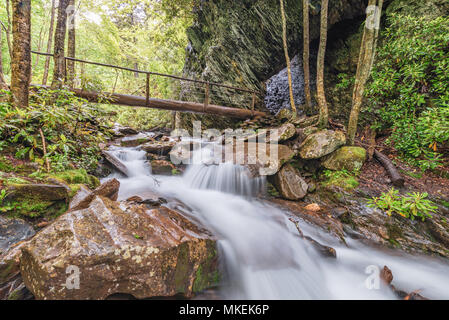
[31,51,261,114]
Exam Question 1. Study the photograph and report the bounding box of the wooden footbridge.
[31,51,267,119]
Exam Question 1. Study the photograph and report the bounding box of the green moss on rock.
[322,146,367,172]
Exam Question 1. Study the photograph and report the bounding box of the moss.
[0,157,14,173]
[192,243,220,293]
[322,171,359,191]
[3,176,29,185]
[0,198,67,219]
[386,223,403,240]
[267,182,280,198]
[68,184,83,198]
[173,243,190,294]
[50,169,100,189]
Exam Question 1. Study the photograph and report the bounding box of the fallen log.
[374,150,404,187]
[102,150,130,177]
[31,85,267,119]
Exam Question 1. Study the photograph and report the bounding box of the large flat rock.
[19,196,219,300]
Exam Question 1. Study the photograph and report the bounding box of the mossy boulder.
[20,196,219,300]
[299,130,346,160]
[322,147,367,172]
[6,184,69,202]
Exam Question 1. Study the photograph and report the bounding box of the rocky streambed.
[1,119,449,300]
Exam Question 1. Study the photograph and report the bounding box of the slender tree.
[51,0,70,88]
[316,0,329,127]
[31,23,45,80]
[4,0,13,59]
[303,0,312,111]
[67,0,77,87]
[0,27,8,90]
[42,0,56,85]
[280,0,297,117]
[347,0,384,145]
[10,0,31,108]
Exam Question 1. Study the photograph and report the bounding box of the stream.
[104,144,449,300]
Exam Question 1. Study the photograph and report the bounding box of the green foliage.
[322,169,359,190]
[366,14,449,170]
[0,89,112,173]
[335,73,354,90]
[368,188,438,221]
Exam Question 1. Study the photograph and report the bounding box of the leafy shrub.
[0,89,112,173]
[367,188,437,221]
[366,14,449,170]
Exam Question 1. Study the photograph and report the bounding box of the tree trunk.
[279,0,297,117]
[10,0,31,108]
[316,0,329,127]
[42,0,56,86]
[4,0,13,60]
[0,28,8,89]
[31,23,45,81]
[303,0,312,112]
[347,0,383,145]
[51,0,70,88]
[67,0,76,87]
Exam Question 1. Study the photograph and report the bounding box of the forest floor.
[357,138,449,204]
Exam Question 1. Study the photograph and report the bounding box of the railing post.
[146,73,150,107]
[204,82,210,112]
[250,92,256,116]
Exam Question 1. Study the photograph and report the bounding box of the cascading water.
[105,144,449,300]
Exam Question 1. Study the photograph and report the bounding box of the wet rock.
[120,134,153,147]
[94,159,114,178]
[151,160,176,176]
[94,178,120,201]
[0,216,35,256]
[69,179,120,211]
[112,124,138,137]
[118,127,138,136]
[141,140,176,156]
[0,274,33,300]
[272,164,308,201]
[246,123,297,144]
[102,150,130,177]
[0,241,26,286]
[232,143,296,177]
[331,207,349,219]
[273,199,346,241]
[322,146,367,172]
[299,130,346,159]
[304,236,337,259]
[20,196,219,300]
[6,184,69,202]
[380,266,393,285]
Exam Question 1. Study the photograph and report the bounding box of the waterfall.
[105,144,449,300]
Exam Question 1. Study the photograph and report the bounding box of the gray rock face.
[272,164,308,200]
[265,55,315,115]
[181,0,366,128]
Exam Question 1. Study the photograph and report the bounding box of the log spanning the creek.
[72,88,267,119]
[32,85,267,119]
